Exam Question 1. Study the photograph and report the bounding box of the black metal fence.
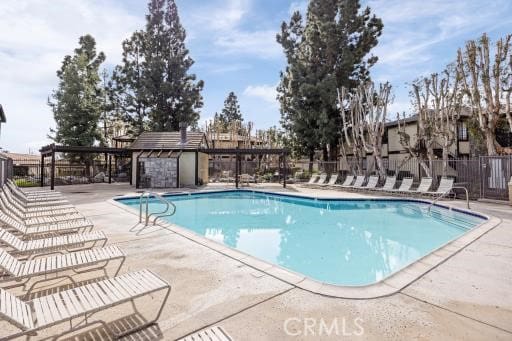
[208,156,287,185]
[12,156,131,187]
[8,154,512,201]
[288,156,511,201]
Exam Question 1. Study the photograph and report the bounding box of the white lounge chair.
[373,176,396,192]
[0,193,86,227]
[6,179,62,198]
[333,175,354,188]
[0,227,107,255]
[180,326,233,341]
[0,245,125,286]
[0,269,170,340]
[5,185,70,207]
[3,187,77,212]
[388,177,414,193]
[321,174,339,187]
[423,178,455,197]
[0,208,93,237]
[306,174,320,184]
[346,175,366,189]
[310,173,327,186]
[1,190,77,217]
[404,177,433,195]
[360,176,379,190]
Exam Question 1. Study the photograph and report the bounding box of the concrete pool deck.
[20,183,512,340]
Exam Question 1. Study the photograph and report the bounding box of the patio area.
[17,182,512,340]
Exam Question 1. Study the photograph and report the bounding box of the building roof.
[0,152,39,163]
[0,104,6,123]
[129,131,208,150]
[386,107,473,128]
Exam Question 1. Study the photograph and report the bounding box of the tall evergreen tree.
[49,35,105,160]
[218,91,243,127]
[277,0,383,161]
[110,31,149,136]
[111,0,203,134]
[144,0,204,131]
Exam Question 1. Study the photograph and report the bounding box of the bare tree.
[457,33,512,155]
[338,87,364,175]
[355,82,392,179]
[338,82,392,178]
[429,69,462,176]
[397,110,434,177]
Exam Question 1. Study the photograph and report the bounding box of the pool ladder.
[139,191,176,226]
[428,186,470,212]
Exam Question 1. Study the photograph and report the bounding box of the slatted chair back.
[435,178,454,194]
[352,176,366,188]
[364,176,379,189]
[0,287,34,330]
[397,178,413,191]
[0,198,25,230]
[307,174,319,184]
[0,249,22,276]
[416,177,433,192]
[0,191,23,219]
[382,176,397,190]
[0,228,25,251]
[316,173,328,185]
[327,174,338,185]
[341,175,354,186]
[2,188,26,213]
[5,182,32,202]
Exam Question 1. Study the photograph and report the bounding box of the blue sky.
[0,0,511,153]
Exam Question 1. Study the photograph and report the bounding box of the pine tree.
[144,0,204,131]
[49,35,105,161]
[110,31,149,136]
[218,92,243,128]
[277,0,383,161]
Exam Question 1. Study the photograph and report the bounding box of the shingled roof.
[129,131,208,150]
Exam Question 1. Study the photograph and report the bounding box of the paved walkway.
[26,183,512,340]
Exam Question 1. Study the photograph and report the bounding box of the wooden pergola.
[39,144,131,190]
[200,147,289,188]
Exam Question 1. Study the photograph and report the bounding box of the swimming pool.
[117,190,485,286]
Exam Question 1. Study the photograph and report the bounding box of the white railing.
[428,186,470,212]
[139,192,176,226]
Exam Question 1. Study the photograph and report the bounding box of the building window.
[458,122,468,141]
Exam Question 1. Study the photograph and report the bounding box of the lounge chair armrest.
[28,250,66,261]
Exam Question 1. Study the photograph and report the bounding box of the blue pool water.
[118,191,485,286]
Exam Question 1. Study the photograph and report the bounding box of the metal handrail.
[139,192,177,226]
[428,186,470,212]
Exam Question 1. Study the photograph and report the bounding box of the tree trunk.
[308,151,314,174]
[442,146,449,178]
[419,159,432,178]
[485,129,498,155]
[373,147,386,179]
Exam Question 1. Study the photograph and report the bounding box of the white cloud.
[0,0,143,152]
[185,0,281,60]
[370,0,512,67]
[243,84,278,105]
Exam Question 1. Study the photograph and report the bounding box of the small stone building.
[129,126,209,188]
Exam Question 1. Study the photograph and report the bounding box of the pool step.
[402,204,475,231]
[428,210,475,231]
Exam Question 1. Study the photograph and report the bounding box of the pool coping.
[109,189,502,299]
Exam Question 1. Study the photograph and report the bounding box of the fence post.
[50,149,55,190]
[40,154,45,187]
[283,152,287,188]
[108,154,112,184]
